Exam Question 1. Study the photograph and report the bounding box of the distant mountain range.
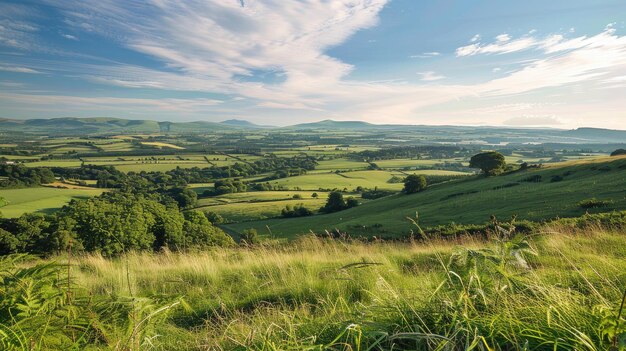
[1,117,625,144]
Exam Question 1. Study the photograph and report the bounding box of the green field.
[314,158,370,170]
[0,187,106,217]
[224,156,626,238]
[265,170,410,191]
[196,191,330,222]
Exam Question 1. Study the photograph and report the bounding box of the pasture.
[225,156,626,238]
[196,191,330,222]
[0,186,105,217]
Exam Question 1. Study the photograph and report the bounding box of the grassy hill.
[224,156,626,239]
[0,117,237,135]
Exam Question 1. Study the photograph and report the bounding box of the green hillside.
[223,156,626,239]
[0,117,238,134]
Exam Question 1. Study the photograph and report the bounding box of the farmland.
[1,118,626,351]
[0,186,106,217]
[224,156,626,239]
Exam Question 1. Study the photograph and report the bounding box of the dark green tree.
[610,149,626,156]
[469,151,506,176]
[402,174,427,194]
[321,191,347,213]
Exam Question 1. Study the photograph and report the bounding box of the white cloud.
[0,92,222,112]
[410,51,440,58]
[0,65,41,73]
[61,33,78,40]
[456,36,537,56]
[470,34,480,42]
[4,1,626,129]
[495,33,511,42]
[417,71,445,81]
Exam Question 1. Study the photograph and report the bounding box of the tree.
[321,191,347,213]
[402,174,427,194]
[281,204,314,218]
[311,192,318,198]
[205,211,224,224]
[166,187,198,209]
[183,211,234,248]
[469,151,506,176]
[610,149,626,157]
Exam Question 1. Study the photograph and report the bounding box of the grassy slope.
[55,226,626,349]
[0,187,105,217]
[224,156,626,238]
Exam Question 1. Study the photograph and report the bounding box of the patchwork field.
[196,191,331,222]
[224,156,626,238]
[0,187,106,217]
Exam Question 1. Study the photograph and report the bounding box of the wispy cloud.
[417,71,445,81]
[0,92,222,112]
[61,33,78,40]
[410,52,441,58]
[0,65,41,74]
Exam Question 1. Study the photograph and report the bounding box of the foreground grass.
[2,222,625,350]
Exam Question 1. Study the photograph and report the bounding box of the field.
[195,191,330,222]
[4,223,625,350]
[224,156,626,238]
[264,170,409,191]
[0,187,105,217]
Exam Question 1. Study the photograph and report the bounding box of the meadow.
[2,221,625,350]
[225,156,626,238]
[195,191,330,222]
[264,170,408,191]
[0,187,106,217]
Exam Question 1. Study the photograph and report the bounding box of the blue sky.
[1,0,625,128]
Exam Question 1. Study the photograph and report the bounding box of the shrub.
[550,175,564,182]
[521,174,542,183]
[282,204,314,218]
[240,228,259,244]
[577,198,614,209]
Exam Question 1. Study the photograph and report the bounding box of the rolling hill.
[0,117,236,134]
[223,156,626,239]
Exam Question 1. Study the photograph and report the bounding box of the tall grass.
[1,225,625,350]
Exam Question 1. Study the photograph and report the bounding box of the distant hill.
[1,117,625,143]
[562,127,626,143]
[219,119,275,128]
[291,119,375,130]
[0,117,235,135]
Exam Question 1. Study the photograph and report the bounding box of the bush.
[240,228,259,244]
[521,174,542,183]
[361,189,395,199]
[282,204,314,218]
[550,175,564,182]
[577,198,614,209]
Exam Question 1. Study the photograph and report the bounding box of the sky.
[1,0,625,129]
